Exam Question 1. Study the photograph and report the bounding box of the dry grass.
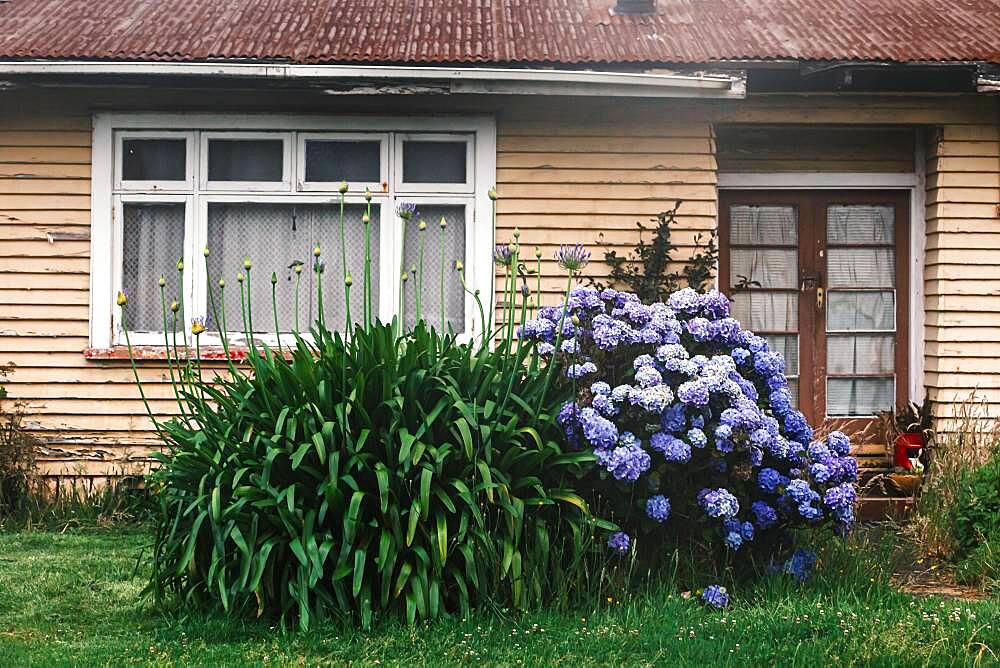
[908,394,1000,557]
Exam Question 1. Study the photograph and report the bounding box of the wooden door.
[719,191,909,437]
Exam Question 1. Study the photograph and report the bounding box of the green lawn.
[0,529,997,667]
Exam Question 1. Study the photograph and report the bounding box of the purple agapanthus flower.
[608,531,631,554]
[554,244,591,273]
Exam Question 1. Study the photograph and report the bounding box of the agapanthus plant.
[519,285,858,581]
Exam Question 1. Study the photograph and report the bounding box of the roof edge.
[0,60,747,98]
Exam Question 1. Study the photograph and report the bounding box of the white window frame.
[89,112,497,351]
[115,131,195,192]
[297,132,390,194]
[112,193,196,346]
[395,133,476,194]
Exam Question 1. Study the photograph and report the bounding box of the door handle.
[816,286,825,310]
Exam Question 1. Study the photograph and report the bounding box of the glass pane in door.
[825,204,896,416]
[728,204,800,406]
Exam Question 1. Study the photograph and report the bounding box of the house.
[1,0,999,481]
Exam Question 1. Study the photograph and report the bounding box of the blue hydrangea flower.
[700,488,740,519]
[701,585,730,609]
[827,431,851,456]
[578,407,618,449]
[677,380,710,406]
[646,495,671,523]
[566,361,598,379]
[783,548,818,582]
[651,432,691,463]
[758,468,784,494]
[634,365,663,388]
[596,440,651,482]
[608,531,631,554]
[661,403,686,432]
[751,501,778,529]
[590,381,611,396]
[687,428,707,449]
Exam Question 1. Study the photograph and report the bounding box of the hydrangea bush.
[520,286,858,581]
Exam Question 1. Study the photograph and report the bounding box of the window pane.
[402,205,466,331]
[305,140,380,183]
[122,139,186,182]
[827,248,895,288]
[122,203,185,332]
[828,334,895,375]
[827,290,895,331]
[403,141,467,183]
[827,205,894,245]
[730,292,798,332]
[827,377,894,416]
[730,249,798,289]
[729,205,797,246]
[206,203,378,334]
[785,378,799,409]
[208,139,284,182]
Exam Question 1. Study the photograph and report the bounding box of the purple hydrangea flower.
[634,365,663,388]
[578,407,618,449]
[751,501,778,529]
[566,361,598,379]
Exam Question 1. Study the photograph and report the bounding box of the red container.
[893,432,925,469]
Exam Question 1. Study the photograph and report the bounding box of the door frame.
[717,170,925,406]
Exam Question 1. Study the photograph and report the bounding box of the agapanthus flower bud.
[176,259,184,271]
[455,260,464,272]
[270,271,277,285]
[236,272,244,283]
[418,220,427,231]
[293,263,303,274]
[158,275,166,287]
[362,213,371,225]
[409,264,416,275]
[439,217,447,229]
[397,202,417,221]
[338,181,348,194]
[203,247,210,257]
[513,227,520,239]
[243,257,252,270]
[313,244,321,257]
[571,314,581,326]
[521,284,530,298]
[507,242,516,255]
[116,290,128,306]
[218,278,226,288]
[345,274,353,287]
[190,316,207,336]
[170,300,179,313]
[401,272,409,282]
[535,247,542,259]
[364,188,372,202]
[488,186,498,201]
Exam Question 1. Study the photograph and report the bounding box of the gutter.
[0,61,746,98]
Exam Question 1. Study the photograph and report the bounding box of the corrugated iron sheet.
[1,0,1000,66]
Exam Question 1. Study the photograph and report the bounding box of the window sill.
[83,346,252,362]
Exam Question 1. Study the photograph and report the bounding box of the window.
[90,114,496,349]
[719,191,909,433]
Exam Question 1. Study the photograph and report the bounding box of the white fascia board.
[0,61,747,98]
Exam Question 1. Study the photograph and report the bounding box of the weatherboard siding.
[924,124,1000,421]
[2,96,1000,478]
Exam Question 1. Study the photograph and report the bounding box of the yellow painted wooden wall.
[2,94,999,480]
[925,124,1000,420]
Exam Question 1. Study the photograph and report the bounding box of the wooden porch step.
[858,495,915,522]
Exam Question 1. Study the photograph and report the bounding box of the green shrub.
[954,451,1000,566]
[145,318,605,628]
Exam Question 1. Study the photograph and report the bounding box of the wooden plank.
[0,194,90,209]
[497,136,713,154]
[925,279,1000,296]
[0,239,90,258]
[499,183,716,200]
[497,199,717,216]
[0,272,89,289]
[0,163,91,179]
[0,178,92,195]
[925,187,1000,205]
[925,232,1000,251]
[0,209,91,226]
[0,224,90,241]
[924,325,1000,343]
[0,288,90,305]
[941,125,1000,142]
[496,168,718,185]
[0,115,90,132]
[0,146,91,164]
[935,140,1000,158]
[0,131,91,147]
[497,152,716,171]
[498,119,711,137]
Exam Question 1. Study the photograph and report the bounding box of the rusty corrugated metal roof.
[1,0,1000,66]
